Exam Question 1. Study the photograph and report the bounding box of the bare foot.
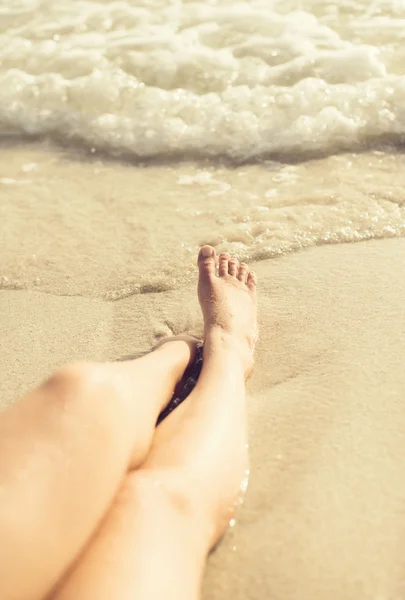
[197,245,257,377]
[140,248,258,553]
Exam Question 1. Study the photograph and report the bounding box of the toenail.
[201,246,214,258]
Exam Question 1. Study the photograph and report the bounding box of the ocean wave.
[1,0,405,159]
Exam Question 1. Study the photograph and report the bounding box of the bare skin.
[0,337,197,600]
[51,245,258,600]
[0,246,257,600]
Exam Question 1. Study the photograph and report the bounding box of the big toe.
[198,245,217,278]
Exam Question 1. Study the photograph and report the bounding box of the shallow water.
[1,0,405,298]
[2,144,405,298]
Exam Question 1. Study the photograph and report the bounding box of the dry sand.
[1,234,405,599]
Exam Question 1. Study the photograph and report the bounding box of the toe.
[238,262,249,284]
[219,253,230,277]
[228,258,239,277]
[247,271,257,292]
[198,245,217,277]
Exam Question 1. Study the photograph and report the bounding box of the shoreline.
[2,142,405,300]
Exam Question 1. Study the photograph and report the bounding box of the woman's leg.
[0,336,197,600]
[52,246,258,600]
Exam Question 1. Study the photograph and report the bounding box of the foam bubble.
[1,0,405,159]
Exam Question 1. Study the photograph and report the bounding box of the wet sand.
[2,142,405,300]
[1,235,405,599]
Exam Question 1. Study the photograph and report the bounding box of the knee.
[44,361,116,400]
[34,362,130,461]
[124,469,198,520]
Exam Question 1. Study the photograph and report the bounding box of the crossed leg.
[0,246,257,600]
[51,246,258,600]
[0,337,197,600]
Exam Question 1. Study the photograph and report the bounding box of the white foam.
[1,0,405,159]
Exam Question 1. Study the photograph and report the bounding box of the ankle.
[204,326,254,378]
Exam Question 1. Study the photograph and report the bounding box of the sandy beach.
[2,216,405,598]
[3,0,405,597]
